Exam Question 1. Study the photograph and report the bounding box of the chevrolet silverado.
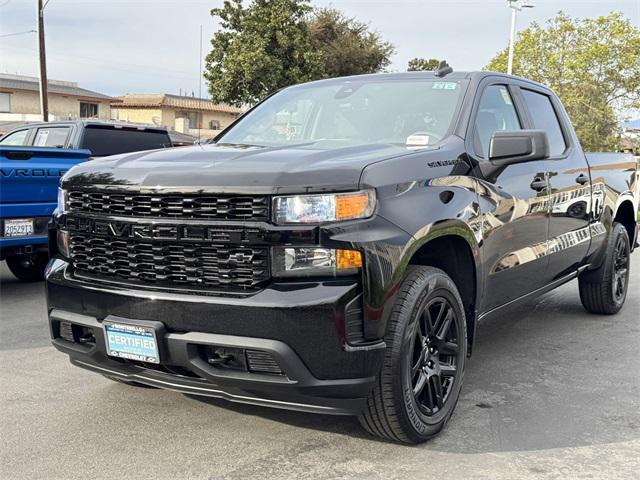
[45,69,639,443]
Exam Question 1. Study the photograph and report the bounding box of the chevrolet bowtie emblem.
[228,252,254,263]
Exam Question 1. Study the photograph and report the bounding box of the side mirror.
[489,129,550,165]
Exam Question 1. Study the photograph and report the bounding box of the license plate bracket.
[3,218,34,237]
[103,317,165,364]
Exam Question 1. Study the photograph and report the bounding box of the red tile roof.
[113,94,243,114]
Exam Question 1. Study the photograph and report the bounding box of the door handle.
[530,177,547,192]
[575,173,589,185]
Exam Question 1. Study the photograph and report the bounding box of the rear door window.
[81,126,172,156]
[474,85,522,158]
[33,127,71,148]
[0,129,29,145]
[521,89,567,156]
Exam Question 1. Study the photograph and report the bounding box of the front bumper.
[0,236,48,260]
[46,260,385,415]
[0,215,51,258]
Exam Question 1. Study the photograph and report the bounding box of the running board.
[478,265,590,322]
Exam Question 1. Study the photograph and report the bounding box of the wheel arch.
[407,228,480,355]
[614,199,638,249]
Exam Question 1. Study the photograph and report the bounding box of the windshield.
[217,78,467,149]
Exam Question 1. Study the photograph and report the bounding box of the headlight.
[57,188,67,214]
[272,247,362,277]
[273,190,375,225]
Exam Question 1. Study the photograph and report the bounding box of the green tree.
[485,12,640,151]
[309,8,394,78]
[204,0,322,107]
[407,58,440,71]
[204,1,394,107]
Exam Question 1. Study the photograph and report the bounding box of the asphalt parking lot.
[1,259,638,480]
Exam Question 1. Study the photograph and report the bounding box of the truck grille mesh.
[67,190,269,221]
[68,232,270,291]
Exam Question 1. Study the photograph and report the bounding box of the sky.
[0,0,638,98]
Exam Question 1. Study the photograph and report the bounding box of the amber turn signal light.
[337,249,362,270]
[335,193,373,221]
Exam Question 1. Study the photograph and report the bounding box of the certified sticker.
[104,322,160,364]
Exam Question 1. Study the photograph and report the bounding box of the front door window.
[474,85,522,158]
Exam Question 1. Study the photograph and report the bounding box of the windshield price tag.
[432,82,457,90]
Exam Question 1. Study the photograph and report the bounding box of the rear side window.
[81,126,172,156]
[34,127,71,148]
[521,89,567,156]
[474,85,521,158]
[0,129,29,145]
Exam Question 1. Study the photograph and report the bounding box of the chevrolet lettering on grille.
[62,216,263,244]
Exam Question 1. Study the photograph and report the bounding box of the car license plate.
[104,322,160,364]
[3,218,34,237]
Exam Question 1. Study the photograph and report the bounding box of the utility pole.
[506,0,535,75]
[198,24,203,142]
[37,0,49,121]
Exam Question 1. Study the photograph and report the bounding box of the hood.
[62,142,416,194]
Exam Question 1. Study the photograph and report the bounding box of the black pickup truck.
[45,70,639,443]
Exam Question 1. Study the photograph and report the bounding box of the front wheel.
[359,266,467,443]
[6,253,48,282]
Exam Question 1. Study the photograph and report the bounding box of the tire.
[567,201,587,219]
[359,266,467,443]
[6,254,48,282]
[579,222,631,315]
[102,375,158,389]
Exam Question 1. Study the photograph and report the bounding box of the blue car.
[0,121,172,280]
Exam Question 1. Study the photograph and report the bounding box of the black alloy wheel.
[579,222,631,315]
[612,233,630,303]
[409,296,460,417]
[359,266,467,443]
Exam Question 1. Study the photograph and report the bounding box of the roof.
[0,120,29,135]
[291,70,549,91]
[0,120,168,136]
[114,94,243,114]
[0,73,113,100]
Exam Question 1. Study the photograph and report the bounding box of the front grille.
[69,232,270,291]
[67,190,269,221]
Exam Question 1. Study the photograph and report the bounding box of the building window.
[0,92,10,113]
[80,102,99,118]
[179,111,199,129]
[209,119,221,130]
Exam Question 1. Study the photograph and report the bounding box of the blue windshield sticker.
[432,82,457,90]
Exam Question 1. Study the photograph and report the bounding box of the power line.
[0,30,36,38]
[0,45,199,79]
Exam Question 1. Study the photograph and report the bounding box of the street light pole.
[507,4,517,75]
[37,0,49,121]
[506,0,534,76]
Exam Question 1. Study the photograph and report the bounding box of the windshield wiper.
[214,142,267,148]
